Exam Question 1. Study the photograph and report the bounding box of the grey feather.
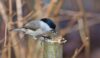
[24,20,40,30]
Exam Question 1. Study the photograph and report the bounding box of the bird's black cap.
[41,18,56,30]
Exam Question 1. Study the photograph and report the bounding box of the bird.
[13,18,57,40]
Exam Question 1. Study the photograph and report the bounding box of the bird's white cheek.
[40,21,52,32]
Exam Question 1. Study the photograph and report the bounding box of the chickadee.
[14,18,57,40]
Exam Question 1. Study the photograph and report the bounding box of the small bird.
[14,18,57,40]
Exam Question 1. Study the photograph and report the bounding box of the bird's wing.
[24,20,40,30]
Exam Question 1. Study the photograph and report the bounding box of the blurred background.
[0,0,100,58]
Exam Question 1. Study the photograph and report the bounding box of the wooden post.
[43,37,63,58]
[44,43,63,58]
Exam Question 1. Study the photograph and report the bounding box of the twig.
[77,17,90,58]
[60,9,100,19]
[0,0,8,48]
[72,44,84,58]
[8,0,13,58]
[27,38,37,58]
[7,0,21,58]
[34,0,43,18]
[16,0,26,58]
[16,0,23,27]
[46,0,56,17]
[77,0,90,58]
[53,0,63,16]
[0,1,8,58]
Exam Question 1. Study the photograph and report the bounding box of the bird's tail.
[13,28,26,33]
